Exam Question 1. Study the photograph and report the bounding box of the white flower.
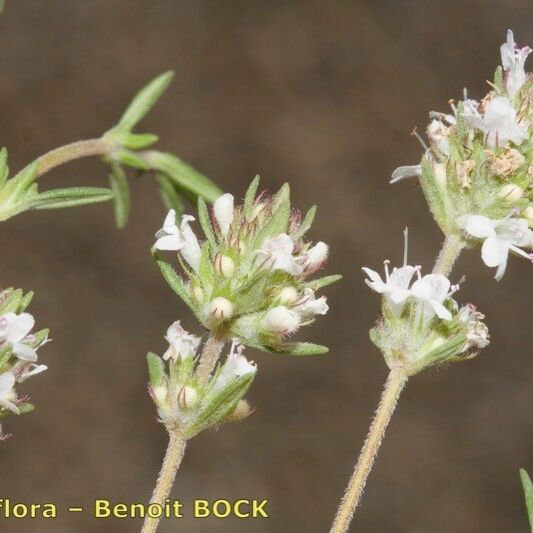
[213,341,257,392]
[256,234,303,275]
[0,312,37,361]
[12,361,48,383]
[213,193,234,238]
[500,29,531,97]
[362,263,417,317]
[299,241,328,272]
[294,288,329,318]
[463,96,527,148]
[461,214,533,280]
[262,306,301,334]
[154,210,184,250]
[0,373,18,414]
[390,165,422,184]
[163,321,201,362]
[154,211,201,273]
[410,274,454,321]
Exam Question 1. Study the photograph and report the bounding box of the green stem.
[141,428,187,533]
[432,233,465,277]
[26,139,113,180]
[329,367,408,533]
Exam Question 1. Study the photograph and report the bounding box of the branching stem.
[195,335,225,385]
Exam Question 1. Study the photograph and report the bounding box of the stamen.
[411,127,429,151]
[383,260,390,281]
[403,227,409,266]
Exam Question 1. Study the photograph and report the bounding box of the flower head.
[153,178,339,355]
[147,334,256,438]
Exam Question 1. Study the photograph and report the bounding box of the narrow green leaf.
[0,344,13,369]
[0,288,23,314]
[157,173,184,218]
[143,151,222,203]
[115,149,150,170]
[117,71,174,131]
[186,373,255,438]
[11,161,38,199]
[121,133,159,150]
[33,328,49,347]
[268,342,329,356]
[156,172,185,219]
[493,66,504,93]
[0,148,9,188]
[244,175,260,220]
[17,403,35,415]
[306,274,342,291]
[199,242,215,286]
[147,352,166,387]
[108,163,131,228]
[521,469,533,531]
[18,291,34,312]
[32,187,113,210]
[0,1,5,15]
[197,197,217,251]
[292,205,317,241]
[153,251,195,311]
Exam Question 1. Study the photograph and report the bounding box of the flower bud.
[230,399,252,421]
[177,385,198,409]
[152,385,168,405]
[302,241,328,272]
[209,297,233,321]
[215,254,235,278]
[213,193,234,237]
[498,183,523,202]
[524,206,533,227]
[278,286,299,305]
[262,306,300,334]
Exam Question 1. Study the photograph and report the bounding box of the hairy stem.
[432,233,465,276]
[141,428,187,533]
[330,367,408,533]
[25,139,114,180]
[195,335,225,385]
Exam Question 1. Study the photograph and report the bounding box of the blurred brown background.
[0,1,532,532]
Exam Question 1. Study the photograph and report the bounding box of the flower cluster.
[153,178,340,355]
[0,287,49,439]
[147,322,256,438]
[364,234,489,375]
[391,30,533,280]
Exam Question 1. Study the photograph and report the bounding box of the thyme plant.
[330,29,532,532]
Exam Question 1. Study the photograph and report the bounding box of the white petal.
[389,288,411,304]
[481,236,504,268]
[463,215,495,239]
[179,216,201,272]
[0,372,15,395]
[13,343,38,362]
[6,313,35,343]
[154,234,184,251]
[390,165,422,184]
[430,301,452,321]
[163,209,177,229]
[361,267,383,284]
